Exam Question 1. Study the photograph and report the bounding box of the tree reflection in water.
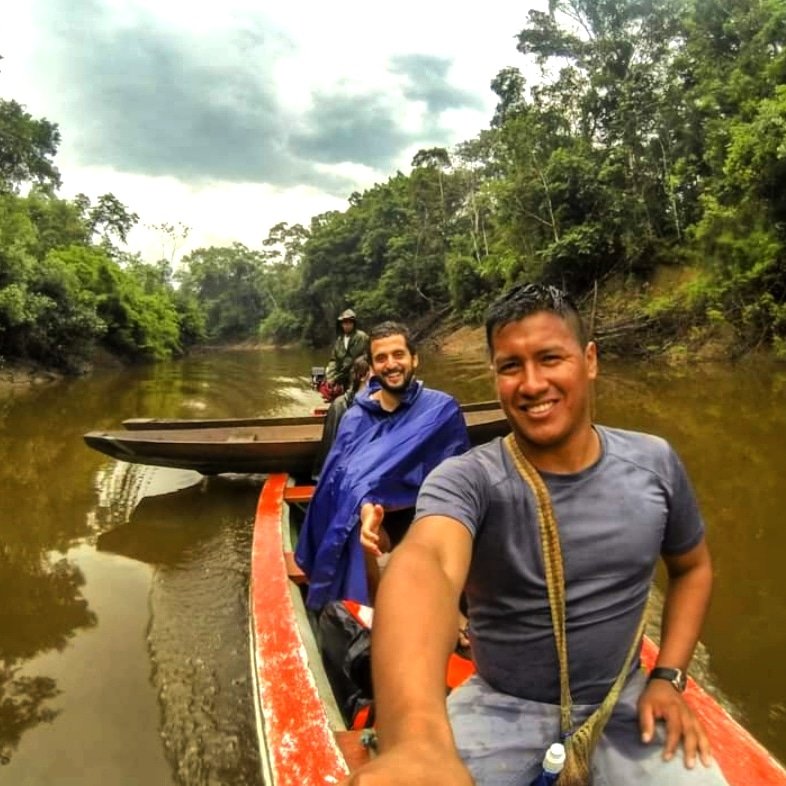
[95,468,263,785]
[0,554,97,764]
[0,667,59,765]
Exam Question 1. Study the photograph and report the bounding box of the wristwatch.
[648,666,687,693]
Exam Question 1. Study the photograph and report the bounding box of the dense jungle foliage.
[1,0,785,373]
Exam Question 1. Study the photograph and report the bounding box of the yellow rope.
[504,434,647,786]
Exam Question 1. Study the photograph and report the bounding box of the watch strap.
[648,666,687,692]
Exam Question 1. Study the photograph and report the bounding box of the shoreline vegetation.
[2,257,783,395]
[1,282,779,396]
[3,2,785,386]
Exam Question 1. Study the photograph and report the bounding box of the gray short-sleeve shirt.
[414,426,705,704]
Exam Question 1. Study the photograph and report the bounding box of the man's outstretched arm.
[343,515,474,786]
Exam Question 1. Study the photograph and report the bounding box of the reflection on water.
[0,399,98,766]
[93,462,206,530]
[0,348,326,783]
[0,346,784,780]
[0,665,59,766]
[98,347,327,424]
[595,359,786,758]
[139,477,263,785]
[104,470,265,785]
[417,347,496,403]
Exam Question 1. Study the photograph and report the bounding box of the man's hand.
[360,503,385,557]
[638,679,712,769]
[341,740,474,785]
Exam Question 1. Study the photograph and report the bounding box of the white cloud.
[1,0,545,261]
[60,167,347,263]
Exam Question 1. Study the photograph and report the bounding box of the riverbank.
[0,347,128,393]
[423,267,745,363]
[3,266,781,393]
[0,360,64,391]
[428,323,488,358]
[0,320,757,395]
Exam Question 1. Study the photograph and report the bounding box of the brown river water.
[0,347,784,783]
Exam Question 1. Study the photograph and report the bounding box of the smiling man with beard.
[295,321,471,610]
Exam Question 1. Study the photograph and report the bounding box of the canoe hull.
[249,474,348,785]
[85,403,509,476]
[84,424,323,476]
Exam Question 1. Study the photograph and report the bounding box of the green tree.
[0,99,61,194]
[257,223,309,343]
[176,244,270,342]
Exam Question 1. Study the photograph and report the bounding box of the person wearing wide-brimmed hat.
[323,308,369,400]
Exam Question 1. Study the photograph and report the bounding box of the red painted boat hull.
[250,473,348,785]
[640,639,786,784]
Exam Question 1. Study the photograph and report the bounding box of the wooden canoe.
[250,474,786,785]
[121,398,501,430]
[84,401,509,476]
[122,412,327,430]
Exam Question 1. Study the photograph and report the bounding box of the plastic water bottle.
[529,742,566,785]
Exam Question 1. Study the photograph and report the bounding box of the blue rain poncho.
[295,379,470,609]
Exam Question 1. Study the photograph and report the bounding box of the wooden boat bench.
[283,485,316,504]
[283,484,315,585]
[283,550,308,585]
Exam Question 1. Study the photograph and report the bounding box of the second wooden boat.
[84,401,509,477]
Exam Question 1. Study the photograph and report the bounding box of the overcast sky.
[2,1,542,262]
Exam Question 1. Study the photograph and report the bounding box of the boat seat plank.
[283,485,316,503]
[335,730,372,771]
[283,551,308,585]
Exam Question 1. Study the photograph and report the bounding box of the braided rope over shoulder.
[503,434,647,786]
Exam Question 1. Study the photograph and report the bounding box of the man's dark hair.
[368,321,417,355]
[485,283,588,351]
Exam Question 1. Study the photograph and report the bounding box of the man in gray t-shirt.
[416,426,705,707]
[342,284,728,786]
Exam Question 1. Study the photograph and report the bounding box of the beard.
[377,366,415,394]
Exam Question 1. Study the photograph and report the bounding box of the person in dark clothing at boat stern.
[312,355,371,481]
[320,309,370,401]
[342,284,729,786]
